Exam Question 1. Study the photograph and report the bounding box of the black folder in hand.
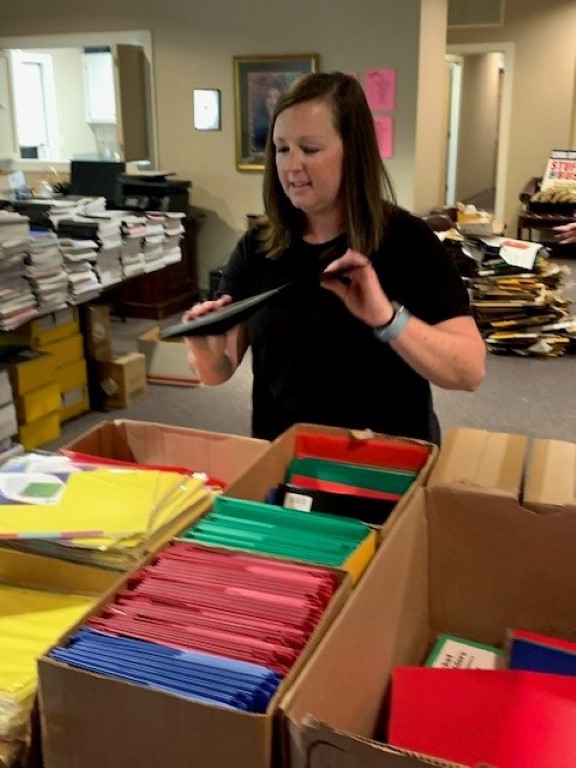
[159,284,290,338]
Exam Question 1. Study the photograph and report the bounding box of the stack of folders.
[48,542,342,713]
[0,454,211,570]
[178,495,375,583]
[0,581,99,745]
[267,431,430,527]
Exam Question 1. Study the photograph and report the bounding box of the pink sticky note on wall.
[374,116,394,159]
[365,68,396,111]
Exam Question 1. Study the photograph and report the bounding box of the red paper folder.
[389,666,576,768]
[294,432,430,471]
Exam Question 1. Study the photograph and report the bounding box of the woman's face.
[272,98,344,221]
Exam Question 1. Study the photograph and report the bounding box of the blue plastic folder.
[49,628,281,713]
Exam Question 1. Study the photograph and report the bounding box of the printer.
[69,160,191,213]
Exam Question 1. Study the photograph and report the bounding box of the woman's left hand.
[320,248,394,328]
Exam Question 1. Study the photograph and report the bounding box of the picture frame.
[193,89,221,131]
[233,54,319,171]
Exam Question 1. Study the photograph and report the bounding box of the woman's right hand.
[181,294,233,358]
[554,222,576,244]
[181,293,233,323]
[182,293,232,384]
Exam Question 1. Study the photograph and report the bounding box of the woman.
[183,72,486,443]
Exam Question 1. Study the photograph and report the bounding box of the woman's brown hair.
[260,71,397,259]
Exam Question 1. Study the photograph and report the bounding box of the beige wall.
[413,0,450,215]
[1,0,448,289]
[456,53,502,202]
[449,0,576,236]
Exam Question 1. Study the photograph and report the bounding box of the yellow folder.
[0,468,187,539]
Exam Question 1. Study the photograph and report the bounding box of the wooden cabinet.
[110,217,200,319]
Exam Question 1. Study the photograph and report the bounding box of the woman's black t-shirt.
[218,207,471,443]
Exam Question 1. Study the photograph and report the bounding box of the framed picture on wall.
[233,54,319,172]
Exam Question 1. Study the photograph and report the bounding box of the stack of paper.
[24,230,68,312]
[460,235,576,357]
[49,541,343,710]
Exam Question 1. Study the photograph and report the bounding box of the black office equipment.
[70,160,125,207]
[120,174,191,214]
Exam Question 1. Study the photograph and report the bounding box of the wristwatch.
[373,302,412,343]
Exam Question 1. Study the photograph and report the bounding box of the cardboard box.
[1,349,57,397]
[61,418,269,487]
[138,326,200,386]
[97,353,147,410]
[60,386,90,423]
[223,423,437,533]
[19,411,60,451]
[37,333,84,371]
[38,554,352,768]
[9,307,79,348]
[0,549,123,768]
[36,423,434,768]
[0,402,18,442]
[16,382,61,424]
[0,369,14,407]
[282,427,576,767]
[56,358,88,395]
[83,304,112,362]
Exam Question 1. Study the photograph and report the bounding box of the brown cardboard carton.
[37,424,434,768]
[0,550,122,768]
[83,304,112,362]
[61,418,269,487]
[97,352,147,409]
[223,423,437,533]
[282,427,576,768]
[38,554,352,768]
[138,326,200,386]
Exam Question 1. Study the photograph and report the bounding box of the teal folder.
[286,457,416,495]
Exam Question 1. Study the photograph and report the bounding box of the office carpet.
[47,258,576,451]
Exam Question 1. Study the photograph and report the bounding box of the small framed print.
[193,89,221,131]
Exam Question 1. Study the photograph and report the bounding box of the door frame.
[446,41,514,225]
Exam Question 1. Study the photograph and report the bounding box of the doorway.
[445,42,514,224]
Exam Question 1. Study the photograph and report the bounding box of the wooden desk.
[109,216,200,319]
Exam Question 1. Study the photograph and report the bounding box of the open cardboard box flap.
[61,418,269,486]
[282,427,576,767]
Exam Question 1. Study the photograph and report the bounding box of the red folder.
[294,432,430,471]
[290,474,401,501]
[389,666,576,767]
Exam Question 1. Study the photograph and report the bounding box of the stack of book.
[24,230,68,312]
[162,212,185,266]
[0,212,37,331]
[458,235,576,357]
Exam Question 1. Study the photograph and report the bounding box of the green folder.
[287,457,416,495]
[212,496,370,539]
[178,495,371,566]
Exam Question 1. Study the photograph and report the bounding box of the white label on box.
[430,638,500,670]
[284,492,313,512]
